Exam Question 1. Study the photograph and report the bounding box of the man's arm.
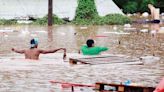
[99,47,108,51]
[39,48,67,60]
[39,48,66,54]
[12,48,25,54]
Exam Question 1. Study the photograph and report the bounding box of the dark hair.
[86,39,94,47]
[30,39,35,44]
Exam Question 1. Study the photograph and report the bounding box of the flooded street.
[0,24,164,92]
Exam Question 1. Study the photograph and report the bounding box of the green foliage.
[0,0,133,25]
[114,0,158,13]
[138,0,157,12]
[73,14,131,25]
[96,14,132,25]
[0,19,17,25]
[123,1,138,13]
[33,14,64,25]
[73,0,131,25]
[74,0,98,20]
[72,0,130,25]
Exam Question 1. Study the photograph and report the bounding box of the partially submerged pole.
[48,0,53,45]
[48,0,53,26]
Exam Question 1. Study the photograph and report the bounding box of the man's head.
[148,4,153,8]
[86,39,94,47]
[30,38,38,48]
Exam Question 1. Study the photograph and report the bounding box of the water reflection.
[47,26,53,48]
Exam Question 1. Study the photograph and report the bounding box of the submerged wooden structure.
[69,55,143,65]
[95,82,155,92]
[50,80,155,92]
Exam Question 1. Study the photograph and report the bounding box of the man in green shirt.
[81,39,108,55]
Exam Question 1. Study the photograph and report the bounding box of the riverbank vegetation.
[0,19,17,25]
[32,15,64,25]
[73,0,131,25]
[0,0,132,25]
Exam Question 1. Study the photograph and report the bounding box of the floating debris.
[17,20,33,24]
[80,26,88,30]
[140,29,149,33]
[30,34,37,37]
[4,34,8,38]
[60,32,66,36]
[104,32,130,35]
[0,29,14,32]
[34,31,47,34]
[113,26,118,30]
[140,56,160,64]
[142,12,149,17]
[151,30,157,34]
[124,27,136,31]
[124,24,131,28]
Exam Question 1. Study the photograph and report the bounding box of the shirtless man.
[148,4,160,23]
[12,38,66,60]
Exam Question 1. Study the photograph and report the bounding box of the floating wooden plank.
[50,80,95,92]
[50,80,95,87]
[95,82,155,92]
[69,56,142,65]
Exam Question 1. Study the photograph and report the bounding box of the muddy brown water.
[0,24,164,92]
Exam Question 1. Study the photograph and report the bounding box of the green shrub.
[96,14,132,25]
[33,14,64,25]
[0,19,17,25]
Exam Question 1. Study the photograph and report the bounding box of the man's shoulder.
[26,48,40,52]
[81,45,87,48]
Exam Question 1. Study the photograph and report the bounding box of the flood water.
[0,24,164,92]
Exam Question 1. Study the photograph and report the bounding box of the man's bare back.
[12,38,66,60]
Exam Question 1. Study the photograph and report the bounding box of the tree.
[114,0,159,13]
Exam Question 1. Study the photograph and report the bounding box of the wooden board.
[95,82,155,92]
[69,56,142,65]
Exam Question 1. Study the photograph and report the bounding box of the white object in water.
[80,27,88,30]
[142,12,149,17]
[113,26,117,30]
[160,27,164,30]
[104,32,117,34]
[103,31,130,35]
[19,30,30,37]
[161,13,164,16]
[17,20,33,24]
[142,24,149,28]
[124,27,136,31]
[0,29,14,32]
[35,31,47,33]
[140,29,148,33]
[140,56,160,64]
[158,27,164,33]
[124,24,131,28]
[115,32,130,35]
[30,34,37,37]
[60,32,66,36]
[151,30,157,34]
[133,13,137,16]
[4,34,8,38]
